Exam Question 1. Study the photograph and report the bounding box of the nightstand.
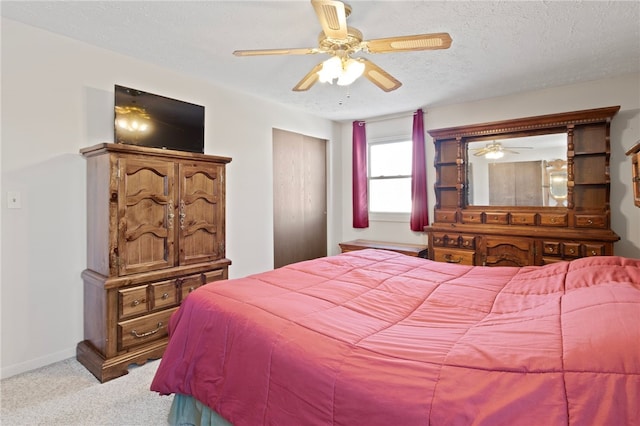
[339,239,428,258]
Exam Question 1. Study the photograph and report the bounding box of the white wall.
[0,19,339,378]
[340,72,640,257]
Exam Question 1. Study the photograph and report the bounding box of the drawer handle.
[162,293,169,300]
[587,219,593,225]
[132,299,142,307]
[444,254,463,264]
[547,246,554,252]
[188,286,196,293]
[131,322,163,338]
[569,248,575,254]
[591,250,597,256]
[551,218,556,223]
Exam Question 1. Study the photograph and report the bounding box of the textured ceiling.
[2,1,639,122]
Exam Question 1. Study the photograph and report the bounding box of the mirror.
[467,133,567,206]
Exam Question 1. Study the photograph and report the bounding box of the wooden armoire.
[77,143,231,382]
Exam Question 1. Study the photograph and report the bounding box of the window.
[368,138,412,214]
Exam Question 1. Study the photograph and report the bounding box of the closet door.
[489,161,542,206]
[117,157,176,276]
[273,128,327,268]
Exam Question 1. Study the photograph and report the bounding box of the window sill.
[369,212,410,223]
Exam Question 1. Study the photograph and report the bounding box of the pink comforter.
[151,250,640,425]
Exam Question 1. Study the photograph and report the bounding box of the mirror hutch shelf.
[425,106,620,267]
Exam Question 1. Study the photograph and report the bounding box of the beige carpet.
[0,357,173,425]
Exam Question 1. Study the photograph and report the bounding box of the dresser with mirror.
[425,106,620,266]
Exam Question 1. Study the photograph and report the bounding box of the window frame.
[367,135,413,222]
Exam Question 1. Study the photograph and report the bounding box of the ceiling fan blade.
[364,33,452,53]
[312,0,348,40]
[360,58,402,92]
[474,149,491,156]
[292,62,324,91]
[233,47,318,57]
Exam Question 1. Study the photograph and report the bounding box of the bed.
[151,249,640,425]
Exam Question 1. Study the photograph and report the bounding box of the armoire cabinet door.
[117,157,176,275]
[178,163,225,265]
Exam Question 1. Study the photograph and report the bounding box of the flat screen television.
[114,85,205,153]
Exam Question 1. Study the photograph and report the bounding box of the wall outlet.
[7,191,21,209]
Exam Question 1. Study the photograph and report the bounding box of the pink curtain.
[352,120,369,228]
[410,109,429,231]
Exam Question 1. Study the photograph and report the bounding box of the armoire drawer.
[118,308,178,351]
[151,280,179,310]
[118,285,149,319]
[202,268,227,284]
[180,274,205,301]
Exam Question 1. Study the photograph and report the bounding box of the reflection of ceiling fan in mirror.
[472,142,533,159]
[232,0,452,92]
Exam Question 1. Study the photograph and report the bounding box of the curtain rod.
[361,109,427,124]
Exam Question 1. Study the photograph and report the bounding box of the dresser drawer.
[435,210,457,223]
[584,243,605,256]
[484,212,509,225]
[510,213,536,225]
[542,241,561,256]
[444,234,461,248]
[461,212,482,224]
[542,257,566,265]
[575,214,607,229]
[539,213,568,227]
[432,233,446,247]
[151,280,179,310]
[118,308,177,351]
[433,248,475,265]
[460,235,475,249]
[562,242,582,258]
[119,285,149,319]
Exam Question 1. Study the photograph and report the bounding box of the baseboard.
[0,347,76,380]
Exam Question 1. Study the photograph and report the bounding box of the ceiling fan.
[472,142,533,159]
[232,0,452,92]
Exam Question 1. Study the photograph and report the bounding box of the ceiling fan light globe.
[338,58,365,85]
[485,151,504,160]
[318,56,342,83]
